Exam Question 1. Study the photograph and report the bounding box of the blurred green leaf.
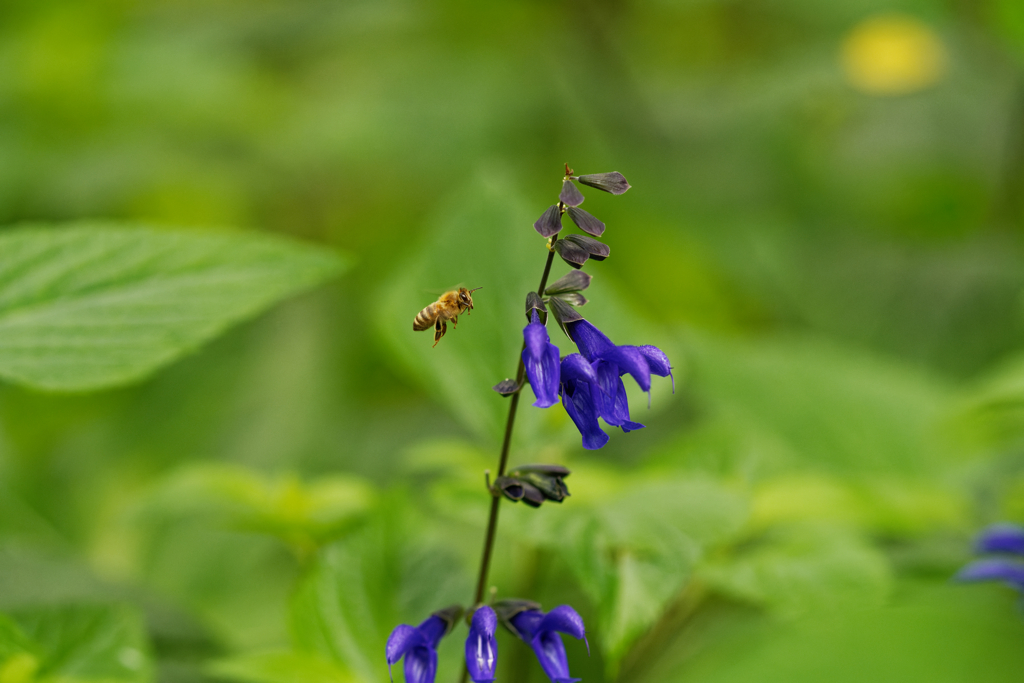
[686,333,954,477]
[645,582,1024,683]
[0,223,348,392]
[210,651,356,683]
[289,494,471,683]
[558,477,748,675]
[0,604,152,683]
[701,524,892,618]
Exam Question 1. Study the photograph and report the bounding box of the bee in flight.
[414,287,482,347]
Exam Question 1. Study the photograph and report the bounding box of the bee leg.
[451,315,458,329]
[432,320,447,347]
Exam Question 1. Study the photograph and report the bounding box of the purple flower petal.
[976,524,1024,557]
[955,558,1024,590]
[565,319,615,362]
[638,345,674,392]
[561,381,609,450]
[509,609,545,640]
[404,647,438,683]
[416,615,448,649]
[537,605,587,641]
[524,310,561,408]
[596,345,652,393]
[534,205,562,237]
[560,353,598,386]
[466,607,498,683]
[559,180,585,207]
[387,625,427,673]
[533,630,577,683]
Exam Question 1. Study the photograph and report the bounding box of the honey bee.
[414,287,481,347]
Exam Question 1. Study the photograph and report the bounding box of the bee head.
[460,286,482,308]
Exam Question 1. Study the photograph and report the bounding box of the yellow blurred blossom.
[842,15,946,95]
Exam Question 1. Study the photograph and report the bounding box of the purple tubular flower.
[509,605,589,683]
[955,558,1024,592]
[975,523,1024,556]
[560,355,610,451]
[466,606,498,683]
[523,310,561,408]
[386,615,448,683]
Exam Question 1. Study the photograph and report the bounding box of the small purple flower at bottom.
[523,310,561,408]
[386,613,451,683]
[509,605,589,683]
[466,606,498,683]
[955,523,1024,596]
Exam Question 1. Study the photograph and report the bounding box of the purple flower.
[975,523,1024,556]
[955,523,1024,596]
[465,606,498,683]
[386,614,451,683]
[523,310,561,408]
[509,605,588,683]
[558,319,673,450]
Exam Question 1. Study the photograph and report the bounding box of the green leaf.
[0,604,152,683]
[135,464,375,556]
[289,494,471,683]
[0,223,348,392]
[701,524,892,618]
[209,651,357,683]
[557,476,748,676]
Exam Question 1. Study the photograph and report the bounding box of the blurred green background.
[3,0,1024,682]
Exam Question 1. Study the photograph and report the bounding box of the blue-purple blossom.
[558,319,672,450]
[386,614,449,683]
[523,310,561,408]
[975,523,1024,556]
[509,605,588,683]
[955,523,1024,595]
[465,606,498,683]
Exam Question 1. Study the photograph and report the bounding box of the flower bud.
[577,172,630,194]
[566,206,605,237]
[547,296,584,337]
[553,239,590,269]
[544,270,592,295]
[559,179,585,207]
[494,475,546,507]
[552,292,587,307]
[525,291,547,320]
[508,464,571,502]
[492,379,520,396]
[562,234,610,261]
[534,205,562,237]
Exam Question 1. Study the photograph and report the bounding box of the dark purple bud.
[547,297,584,337]
[563,234,610,261]
[559,180,585,207]
[496,476,546,507]
[509,464,571,502]
[553,292,587,307]
[553,239,589,269]
[577,172,630,194]
[525,291,547,321]
[493,379,520,396]
[545,270,592,295]
[567,206,605,237]
[534,205,562,237]
[976,524,1024,556]
[465,607,498,683]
